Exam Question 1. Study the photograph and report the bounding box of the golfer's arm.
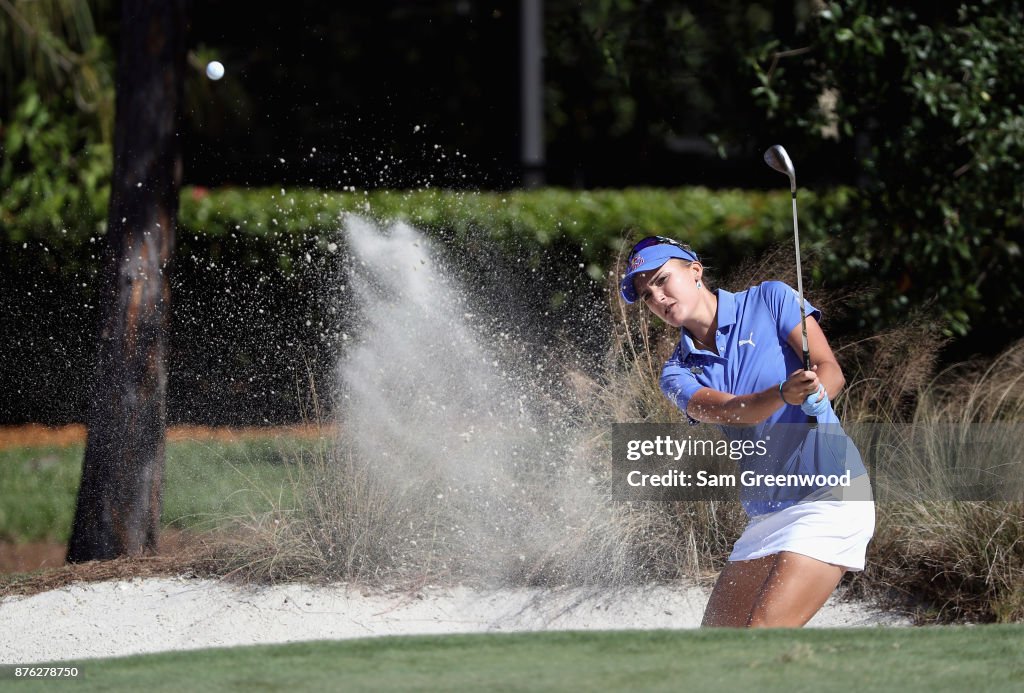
[686,317,846,425]
[786,317,845,398]
[686,386,784,426]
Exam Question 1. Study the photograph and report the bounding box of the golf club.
[764,144,817,426]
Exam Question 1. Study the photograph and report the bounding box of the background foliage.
[0,0,113,241]
[2,0,1023,423]
[750,0,1024,336]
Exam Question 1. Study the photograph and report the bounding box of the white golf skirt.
[728,477,876,572]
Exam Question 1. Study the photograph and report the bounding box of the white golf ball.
[205,61,225,81]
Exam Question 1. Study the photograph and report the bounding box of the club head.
[764,145,796,191]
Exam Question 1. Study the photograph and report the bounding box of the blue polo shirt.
[659,281,866,516]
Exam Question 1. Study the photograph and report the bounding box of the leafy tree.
[0,0,112,117]
[0,0,114,237]
[0,81,111,237]
[750,0,1024,337]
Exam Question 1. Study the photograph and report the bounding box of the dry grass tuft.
[833,317,948,423]
[864,501,1024,623]
[915,339,1024,424]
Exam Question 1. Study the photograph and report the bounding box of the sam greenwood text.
[627,469,853,488]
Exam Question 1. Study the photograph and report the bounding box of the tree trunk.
[67,0,188,563]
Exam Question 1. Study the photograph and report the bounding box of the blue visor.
[620,244,699,303]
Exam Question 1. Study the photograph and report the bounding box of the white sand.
[0,578,909,664]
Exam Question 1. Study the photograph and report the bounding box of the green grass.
[160,439,295,533]
[0,439,296,543]
[2,626,1023,692]
[0,445,83,543]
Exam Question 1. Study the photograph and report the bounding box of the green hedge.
[178,186,798,252]
[3,185,813,265]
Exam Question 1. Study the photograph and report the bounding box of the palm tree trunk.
[67,0,188,562]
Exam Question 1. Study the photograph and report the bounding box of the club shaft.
[791,191,811,370]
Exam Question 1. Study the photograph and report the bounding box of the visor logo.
[629,256,645,270]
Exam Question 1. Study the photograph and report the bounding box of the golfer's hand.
[801,384,829,416]
[780,368,820,406]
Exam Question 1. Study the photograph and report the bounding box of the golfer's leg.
[701,555,776,627]
[746,551,845,628]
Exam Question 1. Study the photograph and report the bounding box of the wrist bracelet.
[778,382,787,405]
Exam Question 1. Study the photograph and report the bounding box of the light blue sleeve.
[758,281,821,343]
[659,361,704,426]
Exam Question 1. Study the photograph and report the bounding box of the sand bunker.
[0,578,909,664]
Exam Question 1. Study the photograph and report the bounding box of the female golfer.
[620,236,874,628]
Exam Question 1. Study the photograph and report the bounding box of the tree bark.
[67,0,188,562]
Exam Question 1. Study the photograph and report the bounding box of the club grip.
[804,349,817,428]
